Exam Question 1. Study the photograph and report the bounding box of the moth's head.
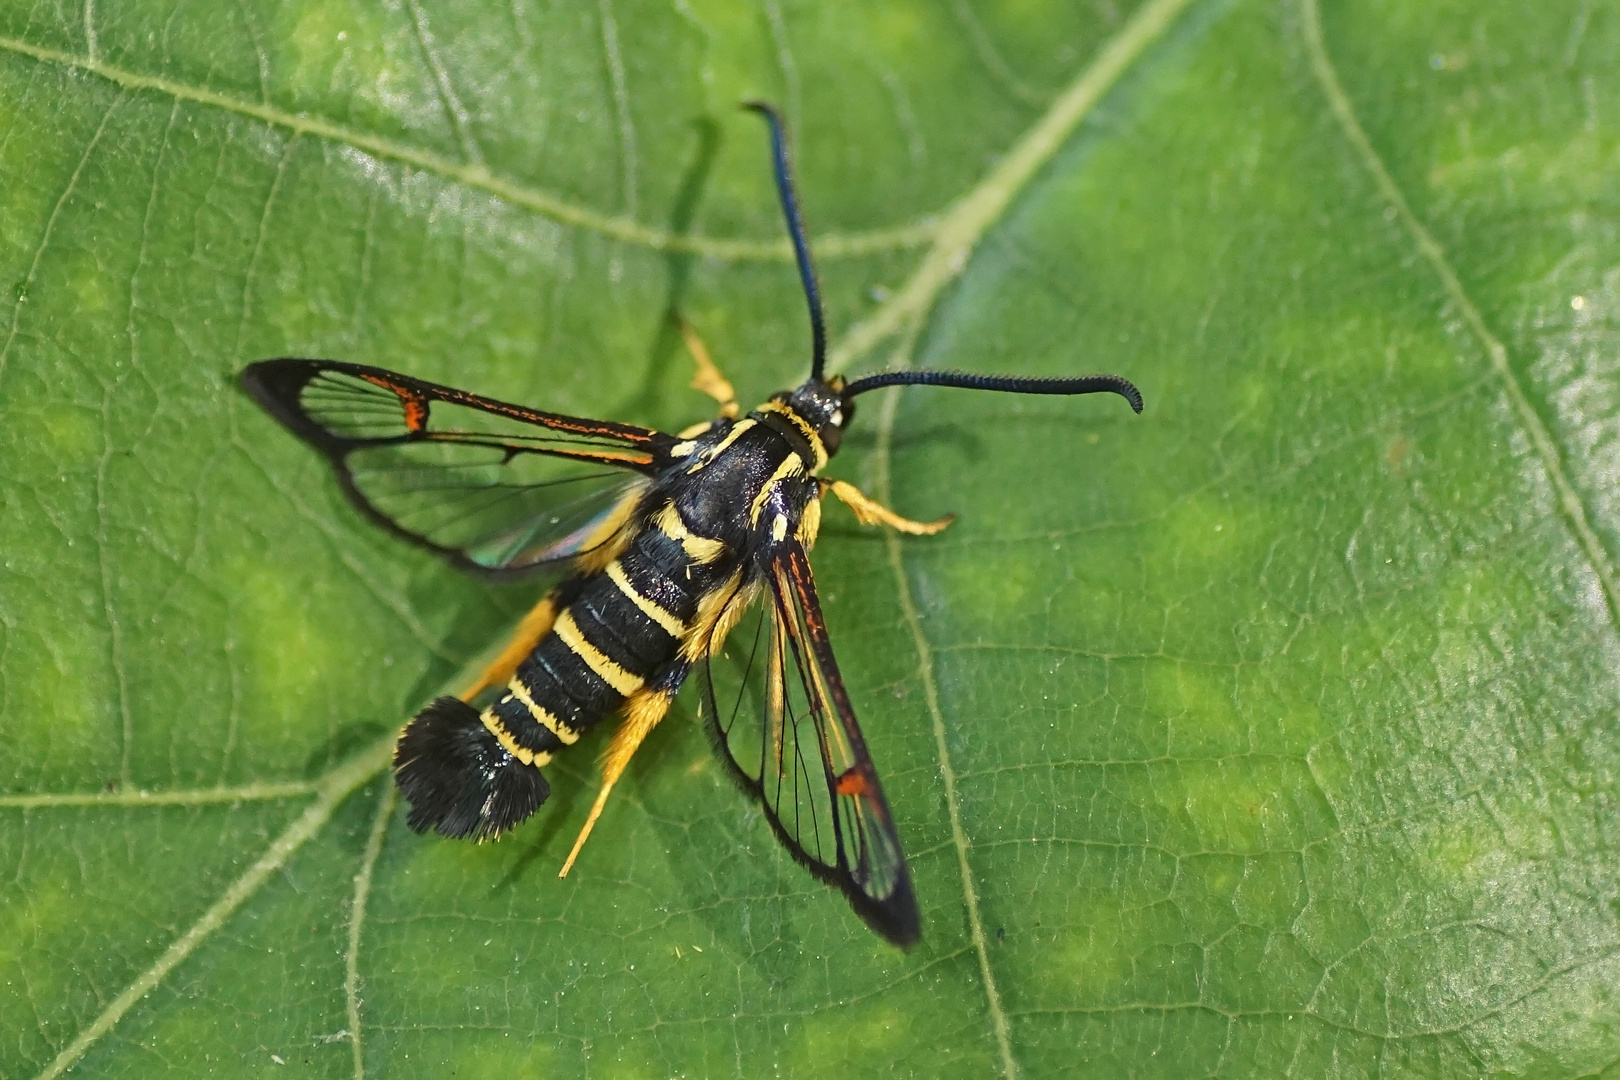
[781,374,854,457]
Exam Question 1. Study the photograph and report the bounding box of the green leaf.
[3,0,1618,1076]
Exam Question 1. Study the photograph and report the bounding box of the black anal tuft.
[393,696,550,841]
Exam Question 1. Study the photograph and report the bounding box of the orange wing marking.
[357,372,431,432]
[835,767,871,797]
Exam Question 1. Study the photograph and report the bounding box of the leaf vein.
[947,0,1048,107]
[596,0,638,218]
[346,783,397,1079]
[839,4,1199,1073]
[404,0,484,167]
[0,34,938,262]
[872,338,1021,1075]
[1302,0,1620,635]
[824,0,1201,376]
[31,736,392,1080]
[0,779,320,809]
[233,133,298,360]
[81,0,97,63]
[227,441,462,664]
[0,90,120,385]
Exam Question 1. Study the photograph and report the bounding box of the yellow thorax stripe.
[686,418,756,474]
[606,560,686,637]
[755,399,827,469]
[554,610,645,696]
[749,454,804,523]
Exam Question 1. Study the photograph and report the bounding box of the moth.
[243,104,1141,946]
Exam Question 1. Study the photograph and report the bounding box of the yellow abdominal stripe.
[606,560,686,637]
[554,610,645,697]
[508,678,580,745]
[480,708,552,768]
[570,481,649,575]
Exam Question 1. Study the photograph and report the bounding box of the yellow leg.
[825,479,954,535]
[674,314,739,419]
[458,594,559,701]
[557,688,675,877]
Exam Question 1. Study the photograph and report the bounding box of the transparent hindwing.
[699,539,920,946]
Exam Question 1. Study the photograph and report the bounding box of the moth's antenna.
[744,101,827,380]
[843,370,1145,414]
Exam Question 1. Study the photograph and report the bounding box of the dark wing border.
[242,358,679,578]
[699,541,921,947]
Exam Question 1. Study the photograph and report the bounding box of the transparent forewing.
[700,542,919,945]
[242,359,675,576]
[338,439,649,573]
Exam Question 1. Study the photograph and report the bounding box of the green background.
[3,0,1619,1076]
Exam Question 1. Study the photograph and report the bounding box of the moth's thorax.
[663,416,800,549]
[660,379,848,558]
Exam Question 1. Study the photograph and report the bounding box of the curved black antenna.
[743,101,827,380]
[843,370,1144,414]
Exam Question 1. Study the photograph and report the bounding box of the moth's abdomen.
[396,500,730,841]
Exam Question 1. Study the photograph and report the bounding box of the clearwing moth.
[243,104,1142,947]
